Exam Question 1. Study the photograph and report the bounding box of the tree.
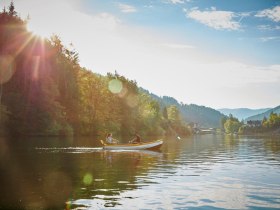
[2,6,6,14]
[162,106,168,119]
[137,93,163,136]
[0,4,193,138]
[167,105,180,124]
[8,2,16,16]
[220,116,227,130]
[224,117,241,134]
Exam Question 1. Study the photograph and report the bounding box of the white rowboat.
[100,139,163,150]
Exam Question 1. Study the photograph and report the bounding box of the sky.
[1,0,280,109]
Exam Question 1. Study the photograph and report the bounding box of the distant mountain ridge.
[245,105,280,122]
[218,108,271,120]
[141,89,226,128]
[179,103,226,128]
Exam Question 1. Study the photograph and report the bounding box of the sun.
[27,19,52,39]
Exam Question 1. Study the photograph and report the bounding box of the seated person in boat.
[106,133,118,144]
[129,134,141,144]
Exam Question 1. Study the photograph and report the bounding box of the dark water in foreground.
[0,135,280,209]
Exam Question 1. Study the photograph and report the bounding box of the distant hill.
[218,108,271,120]
[245,105,280,122]
[179,104,226,128]
[141,89,226,128]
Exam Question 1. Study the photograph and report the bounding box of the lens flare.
[83,173,93,185]
[31,56,40,81]
[108,79,123,94]
[118,86,128,98]
[0,55,15,84]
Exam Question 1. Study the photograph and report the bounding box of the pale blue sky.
[2,0,280,108]
[81,0,280,64]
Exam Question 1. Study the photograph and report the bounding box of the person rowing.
[129,133,141,144]
[106,133,118,144]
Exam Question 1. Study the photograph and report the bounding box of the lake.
[0,135,280,209]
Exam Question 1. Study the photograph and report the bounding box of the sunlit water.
[0,135,280,209]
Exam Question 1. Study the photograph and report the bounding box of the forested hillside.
[218,108,271,120]
[0,4,192,138]
[180,104,225,128]
[143,90,225,128]
[245,105,280,122]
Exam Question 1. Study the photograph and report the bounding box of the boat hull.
[101,140,163,150]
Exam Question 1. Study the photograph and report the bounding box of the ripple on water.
[35,147,103,153]
[12,136,280,209]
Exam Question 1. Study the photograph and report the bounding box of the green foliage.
[240,112,280,134]
[0,4,191,138]
[223,114,242,134]
[262,112,280,130]
[224,119,241,134]
[180,104,225,128]
[167,105,180,124]
[137,93,164,136]
[143,90,226,128]
[220,117,227,131]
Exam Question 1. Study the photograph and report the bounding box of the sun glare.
[0,55,15,84]
[27,21,51,39]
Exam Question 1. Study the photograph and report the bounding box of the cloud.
[118,3,137,13]
[144,4,153,8]
[199,62,280,87]
[257,24,280,31]
[260,36,280,42]
[161,43,195,49]
[256,6,280,22]
[184,7,241,30]
[257,25,273,30]
[167,0,191,4]
[169,0,184,4]
[6,0,280,108]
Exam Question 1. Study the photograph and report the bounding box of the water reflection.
[62,149,163,209]
[0,135,280,209]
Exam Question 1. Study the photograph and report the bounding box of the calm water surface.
[0,135,280,209]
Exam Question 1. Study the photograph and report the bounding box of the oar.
[167,123,181,140]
